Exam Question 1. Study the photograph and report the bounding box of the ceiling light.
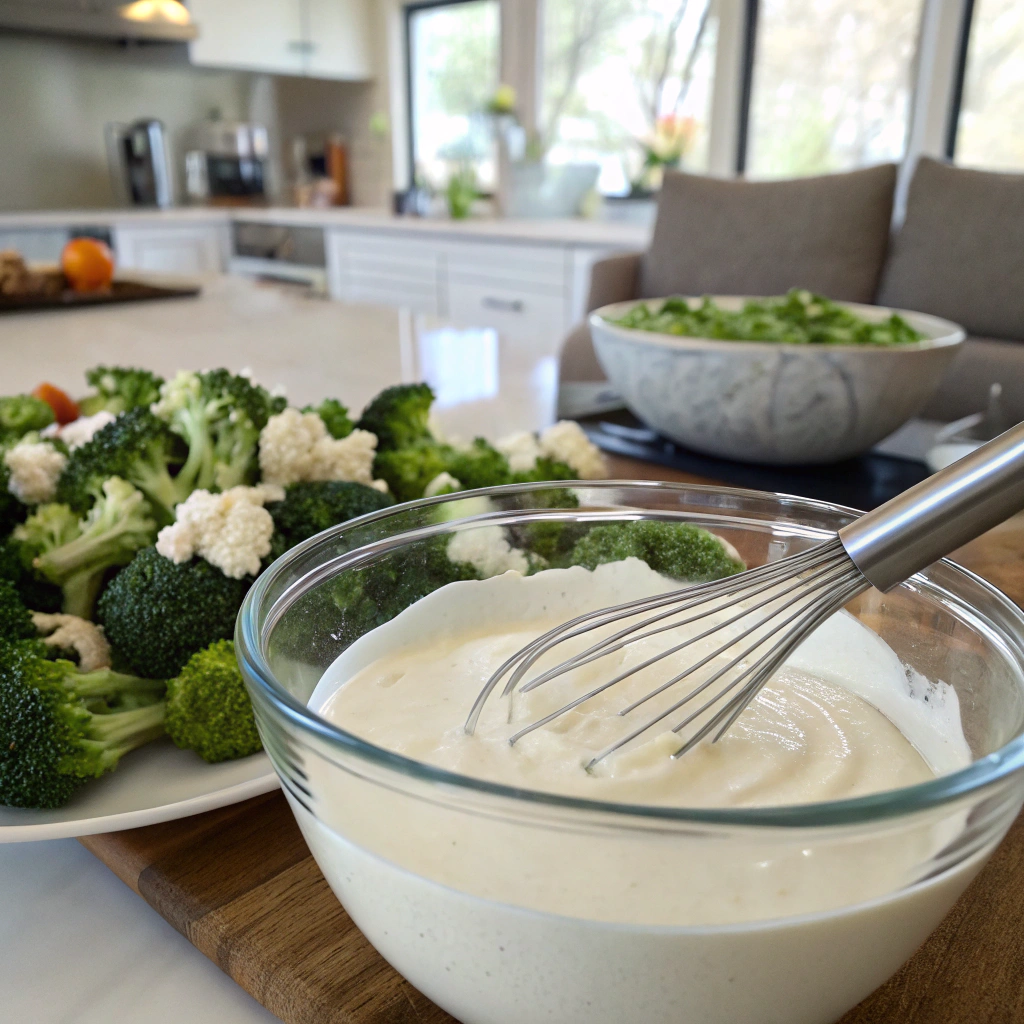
[118,0,191,26]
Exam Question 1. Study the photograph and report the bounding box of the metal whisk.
[466,421,1024,766]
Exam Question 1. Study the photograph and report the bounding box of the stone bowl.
[590,297,965,465]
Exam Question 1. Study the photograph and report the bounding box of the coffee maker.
[105,119,173,208]
[184,120,269,206]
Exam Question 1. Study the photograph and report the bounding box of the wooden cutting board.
[81,457,1024,1024]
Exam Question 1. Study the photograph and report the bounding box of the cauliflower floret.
[447,525,530,578]
[424,471,462,497]
[258,408,383,488]
[156,485,277,579]
[496,431,543,473]
[539,420,606,479]
[47,410,117,451]
[31,613,111,672]
[4,439,67,504]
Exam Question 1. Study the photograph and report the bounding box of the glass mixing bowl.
[236,482,1024,1024]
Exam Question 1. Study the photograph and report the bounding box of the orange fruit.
[61,237,115,293]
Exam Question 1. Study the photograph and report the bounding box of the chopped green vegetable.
[0,578,35,641]
[0,638,166,809]
[302,398,353,440]
[356,383,435,451]
[0,538,62,613]
[78,366,165,417]
[569,521,745,581]
[610,290,925,346]
[166,640,261,763]
[56,406,187,522]
[266,480,394,558]
[0,394,54,444]
[98,546,253,680]
[16,479,156,619]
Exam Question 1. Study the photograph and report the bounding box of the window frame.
[943,0,977,158]
[403,0,501,191]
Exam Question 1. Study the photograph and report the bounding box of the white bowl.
[590,298,965,465]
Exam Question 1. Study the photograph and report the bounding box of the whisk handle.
[839,420,1024,592]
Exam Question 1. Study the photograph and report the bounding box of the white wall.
[0,33,254,210]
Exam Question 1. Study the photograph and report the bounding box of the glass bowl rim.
[237,480,1024,830]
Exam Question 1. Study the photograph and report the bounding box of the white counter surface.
[0,274,566,1023]
[0,205,651,249]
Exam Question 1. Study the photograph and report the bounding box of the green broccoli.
[0,458,28,537]
[165,639,261,763]
[0,638,166,809]
[153,368,287,494]
[0,538,62,613]
[271,535,480,667]
[15,478,157,618]
[98,547,253,680]
[77,366,165,417]
[569,521,745,582]
[0,394,54,444]
[56,406,187,522]
[356,382,435,451]
[302,398,353,439]
[0,578,35,641]
[373,441,451,502]
[266,480,394,558]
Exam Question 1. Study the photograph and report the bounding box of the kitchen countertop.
[0,206,651,249]
[0,272,570,1023]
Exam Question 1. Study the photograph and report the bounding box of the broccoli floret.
[569,521,745,582]
[271,535,480,667]
[0,394,55,444]
[165,639,261,763]
[0,538,62,613]
[98,547,253,680]
[0,638,166,809]
[373,441,451,503]
[0,578,35,641]
[302,398,353,440]
[267,480,394,557]
[445,438,514,489]
[78,366,165,417]
[154,369,287,494]
[356,383,435,451]
[512,455,579,485]
[16,479,157,618]
[56,406,187,522]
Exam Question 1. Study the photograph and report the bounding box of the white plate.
[0,740,279,842]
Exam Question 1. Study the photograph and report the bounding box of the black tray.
[582,416,929,511]
[0,279,200,314]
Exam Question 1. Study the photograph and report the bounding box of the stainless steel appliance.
[106,119,173,208]
[229,222,327,293]
[185,121,270,206]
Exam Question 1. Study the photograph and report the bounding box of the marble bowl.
[590,298,965,465]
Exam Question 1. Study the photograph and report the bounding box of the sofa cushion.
[920,336,1024,423]
[878,157,1024,341]
[639,164,897,303]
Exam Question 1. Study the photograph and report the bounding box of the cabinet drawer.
[446,241,567,294]
[448,278,567,340]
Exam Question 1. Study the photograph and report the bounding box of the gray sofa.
[560,157,1024,424]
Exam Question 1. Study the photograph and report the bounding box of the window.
[540,0,718,195]
[953,0,1024,169]
[406,0,500,191]
[744,0,925,177]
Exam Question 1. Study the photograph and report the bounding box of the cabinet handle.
[287,40,315,53]
[482,296,524,313]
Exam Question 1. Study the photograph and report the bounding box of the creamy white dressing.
[312,559,970,809]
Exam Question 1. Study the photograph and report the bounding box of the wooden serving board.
[81,457,1024,1024]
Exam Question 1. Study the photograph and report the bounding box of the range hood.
[0,0,198,42]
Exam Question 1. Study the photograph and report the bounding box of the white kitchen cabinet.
[188,0,371,80]
[327,231,443,315]
[306,0,373,80]
[113,224,228,275]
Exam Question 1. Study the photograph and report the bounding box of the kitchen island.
[0,273,566,1024]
